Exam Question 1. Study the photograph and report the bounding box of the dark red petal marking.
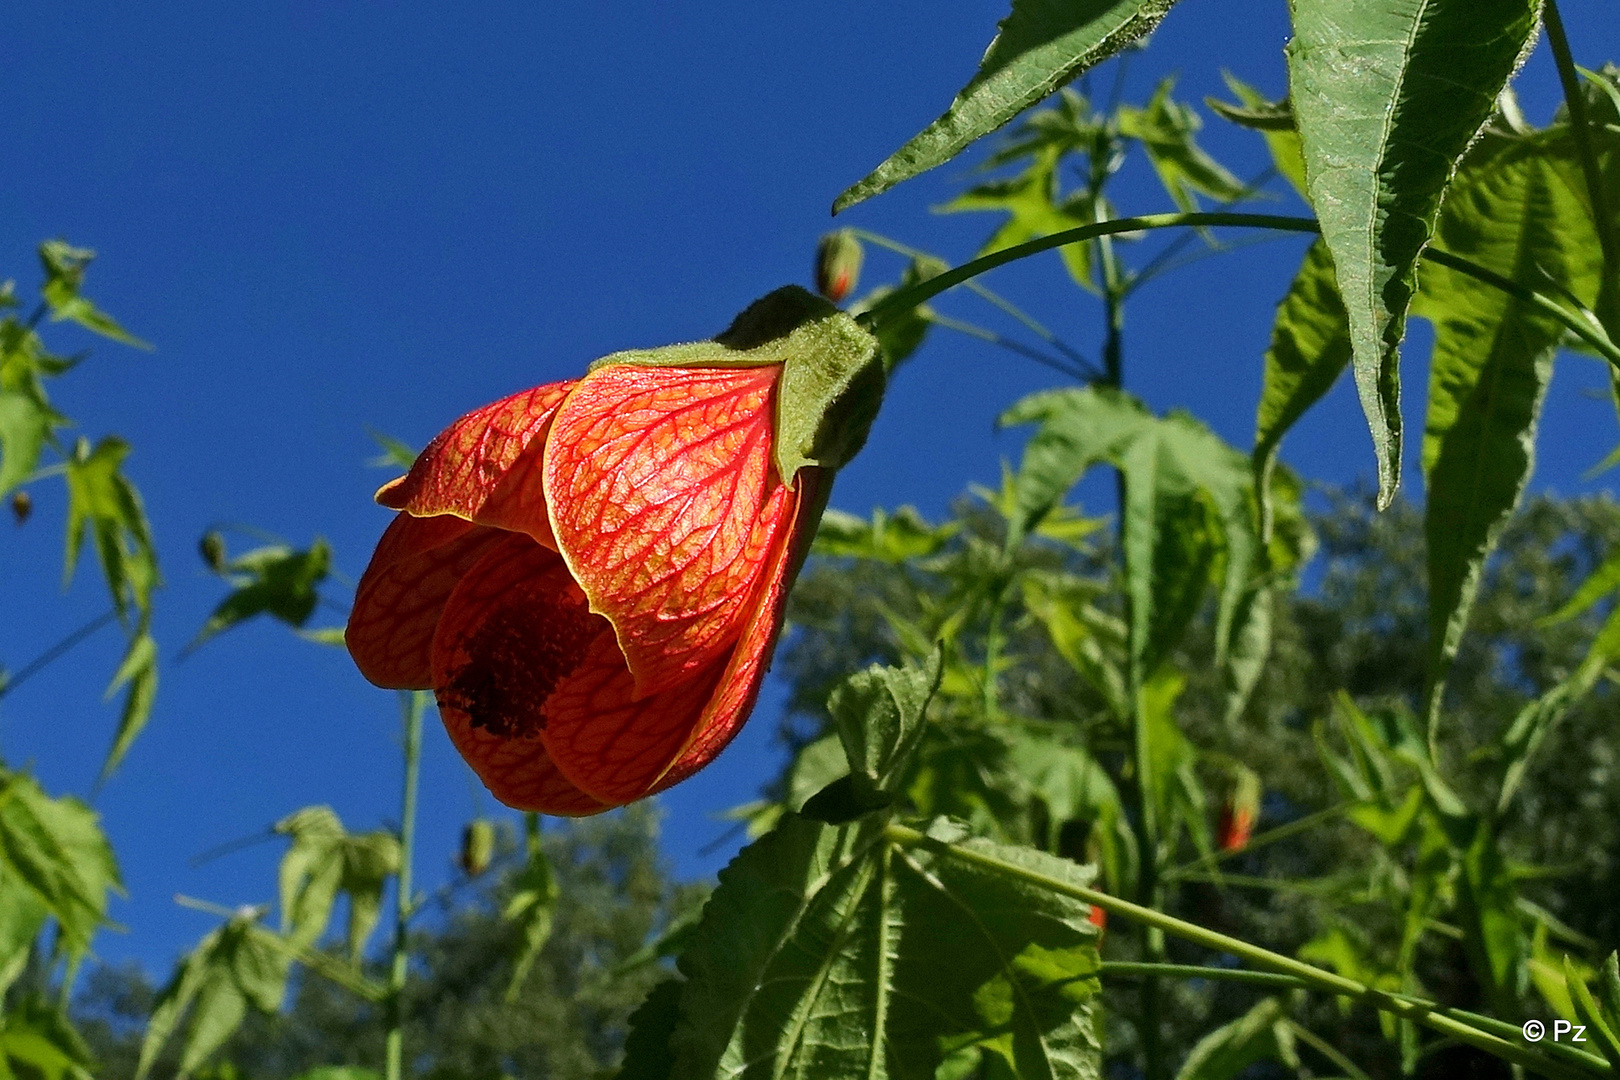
[540,635,722,805]
[429,532,613,815]
[544,364,795,697]
[652,468,822,794]
[347,514,502,689]
[378,381,575,548]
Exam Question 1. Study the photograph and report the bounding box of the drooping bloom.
[346,288,881,816]
[1216,771,1261,852]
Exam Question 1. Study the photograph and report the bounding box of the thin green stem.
[855,212,1620,373]
[1543,0,1619,273]
[1289,1019,1375,1080]
[0,608,120,702]
[921,310,1094,382]
[1099,962,1303,991]
[883,823,1608,1078]
[848,227,1095,372]
[385,690,427,1080]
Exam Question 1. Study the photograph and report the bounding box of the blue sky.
[3,2,1617,980]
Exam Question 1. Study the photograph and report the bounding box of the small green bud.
[10,490,31,526]
[199,530,227,572]
[459,819,496,877]
[814,230,864,303]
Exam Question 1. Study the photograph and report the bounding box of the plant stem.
[883,823,1609,1079]
[1542,0,1619,275]
[0,608,120,703]
[855,212,1620,372]
[1099,961,1303,991]
[385,690,426,1080]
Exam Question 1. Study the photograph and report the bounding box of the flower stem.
[855,212,1620,372]
[384,690,426,1080]
[883,822,1609,1078]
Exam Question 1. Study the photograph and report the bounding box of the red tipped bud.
[10,491,31,526]
[459,818,496,877]
[1217,769,1262,852]
[814,230,864,303]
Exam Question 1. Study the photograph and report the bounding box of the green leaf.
[0,767,122,959]
[183,540,333,657]
[1565,956,1620,1071]
[1004,387,1259,683]
[939,116,1098,292]
[1,997,96,1080]
[504,814,559,1002]
[1207,75,1308,200]
[1117,76,1246,213]
[37,241,151,349]
[848,258,942,368]
[834,0,1178,212]
[0,390,54,498]
[364,428,417,472]
[812,505,959,563]
[274,808,347,951]
[1252,240,1349,540]
[63,437,159,619]
[825,654,943,789]
[1285,0,1540,506]
[618,978,682,1080]
[1173,996,1297,1080]
[670,815,1102,1079]
[136,913,291,1080]
[1450,816,1526,1013]
[100,630,158,782]
[0,885,50,1001]
[287,1070,382,1080]
[338,831,400,963]
[1417,129,1597,734]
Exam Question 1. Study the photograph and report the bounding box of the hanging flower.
[346,287,882,815]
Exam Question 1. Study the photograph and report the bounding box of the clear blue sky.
[3,2,1616,980]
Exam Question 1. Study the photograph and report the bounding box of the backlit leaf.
[670,815,1102,1079]
[63,437,159,620]
[99,629,159,783]
[1417,127,1598,733]
[1285,0,1540,505]
[1117,76,1246,212]
[184,540,332,657]
[1173,996,1297,1080]
[0,766,121,960]
[834,0,1178,212]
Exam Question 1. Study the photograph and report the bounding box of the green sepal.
[590,285,884,484]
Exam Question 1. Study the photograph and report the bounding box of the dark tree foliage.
[74,805,704,1080]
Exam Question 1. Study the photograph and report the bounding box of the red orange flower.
[346,288,881,816]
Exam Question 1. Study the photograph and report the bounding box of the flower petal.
[652,468,823,793]
[539,635,723,805]
[378,381,575,547]
[347,513,502,689]
[544,364,795,696]
[429,532,612,815]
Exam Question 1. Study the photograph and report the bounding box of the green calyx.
[590,285,884,484]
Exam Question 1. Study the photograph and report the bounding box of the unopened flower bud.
[10,491,31,526]
[814,230,864,303]
[199,530,227,573]
[459,818,496,877]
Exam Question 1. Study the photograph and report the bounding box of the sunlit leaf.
[1117,76,1246,213]
[136,912,291,1080]
[0,766,122,960]
[1251,240,1349,539]
[1285,0,1540,505]
[668,815,1102,1079]
[37,241,151,349]
[1,995,96,1080]
[0,390,55,499]
[184,540,332,656]
[1417,127,1599,734]
[271,806,399,961]
[1207,74,1307,200]
[834,0,1178,212]
[99,629,159,783]
[813,505,958,563]
[63,437,159,619]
